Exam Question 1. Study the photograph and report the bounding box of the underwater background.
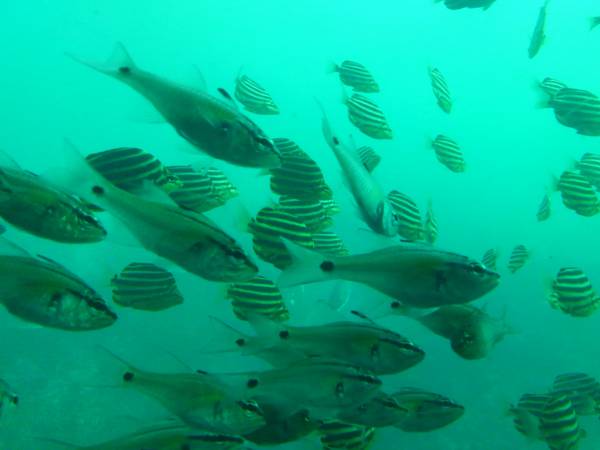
[1,0,600,448]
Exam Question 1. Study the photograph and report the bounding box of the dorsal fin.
[217,88,238,109]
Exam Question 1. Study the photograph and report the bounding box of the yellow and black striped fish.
[431,135,465,173]
[86,147,180,193]
[273,138,304,157]
[278,196,333,232]
[319,421,376,450]
[226,275,289,322]
[429,67,452,113]
[248,207,315,269]
[549,88,600,136]
[517,393,553,417]
[536,192,551,222]
[111,263,183,311]
[577,152,600,190]
[387,190,423,241]
[330,60,379,93]
[551,372,600,415]
[166,165,226,213]
[540,394,584,450]
[539,77,567,98]
[320,199,341,216]
[344,94,393,140]
[357,146,381,173]
[556,170,600,217]
[234,74,279,115]
[424,200,438,244]
[205,167,238,202]
[507,245,529,274]
[482,248,498,271]
[313,231,349,257]
[549,267,600,317]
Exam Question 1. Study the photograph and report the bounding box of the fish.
[52,142,258,282]
[329,60,380,93]
[320,198,342,216]
[0,153,106,243]
[387,190,424,241]
[69,43,280,168]
[436,0,496,10]
[243,406,316,446]
[226,275,289,322]
[205,167,239,202]
[428,67,452,113]
[548,88,600,136]
[0,236,116,330]
[337,391,410,427]
[551,373,600,415]
[313,232,349,257]
[248,207,315,269]
[279,240,500,308]
[344,93,393,140]
[320,105,397,236]
[590,17,600,30]
[166,165,228,213]
[539,77,567,99]
[404,304,511,359]
[539,394,584,450]
[278,196,333,232]
[85,147,181,193]
[215,316,425,375]
[111,262,183,311]
[528,1,550,59]
[548,267,600,317]
[356,146,381,173]
[517,393,553,417]
[234,74,279,115]
[507,245,529,274]
[431,135,465,173]
[556,171,600,217]
[0,379,18,419]
[424,200,439,244]
[536,192,551,221]
[391,388,465,432]
[319,421,376,450]
[576,152,600,190]
[482,248,498,271]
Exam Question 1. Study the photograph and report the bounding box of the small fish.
[539,394,584,450]
[205,167,239,202]
[590,17,600,30]
[549,88,600,136]
[226,276,289,322]
[528,1,550,59]
[551,373,600,415]
[279,241,500,308]
[482,248,498,271]
[387,190,423,241]
[424,200,439,244]
[278,196,333,232]
[0,379,18,419]
[507,245,529,274]
[576,152,600,190]
[329,60,379,93]
[536,192,551,221]
[319,420,376,450]
[428,67,452,113]
[556,171,600,217]
[320,199,342,216]
[111,262,183,311]
[85,147,181,193]
[517,393,553,417]
[539,77,567,99]
[344,94,393,140]
[243,407,316,446]
[436,0,496,10]
[337,391,410,428]
[431,135,465,173]
[69,44,280,168]
[313,232,349,257]
[234,74,279,115]
[166,165,227,213]
[391,388,465,432]
[548,267,600,317]
[272,138,304,157]
[357,146,381,173]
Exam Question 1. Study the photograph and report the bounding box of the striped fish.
[278,196,333,232]
[330,60,379,93]
[549,267,600,317]
[313,231,349,257]
[590,17,600,30]
[536,192,551,221]
[528,1,550,59]
[539,394,584,450]
[226,275,289,322]
[248,207,315,269]
[166,165,225,213]
[482,249,498,271]
[111,263,183,311]
[429,68,452,113]
[319,421,376,450]
[205,167,238,202]
[551,373,600,415]
[539,77,567,98]
[557,171,600,217]
[549,88,600,136]
[345,94,393,140]
[507,245,529,274]
[577,152,600,190]
[273,138,304,157]
[431,135,465,173]
[424,200,438,244]
[518,393,553,417]
[387,190,423,241]
[86,147,181,193]
[436,0,496,10]
[509,406,541,440]
[320,199,342,216]
[234,74,279,115]
[357,146,381,173]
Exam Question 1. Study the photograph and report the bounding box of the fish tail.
[66,42,137,77]
[590,17,600,31]
[325,60,339,74]
[278,238,333,288]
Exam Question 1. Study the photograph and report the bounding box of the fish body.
[243,406,316,445]
[482,248,498,271]
[72,44,280,168]
[337,391,409,427]
[331,60,379,93]
[234,74,279,115]
[549,88,600,136]
[539,78,567,99]
[357,146,381,173]
[387,191,423,241]
[590,17,600,30]
[319,420,376,450]
[391,388,465,432]
[551,373,600,415]
[423,201,438,244]
[507,245,529,273]
[539,394,584,450]
[431,135,465,173]
[549,267,600,317]
[556,171,600,216]
[166,165,228,213]
[537,192,551,221]
[344,94,393,140]
[428,68,452,113]
[278,196,333,232]
[226,276,289,322]
[528,1,550,59]
[576,152,600,190]
[313,232,349,257]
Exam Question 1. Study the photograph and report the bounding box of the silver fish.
[529,1,550,59]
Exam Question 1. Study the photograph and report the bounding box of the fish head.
[233,118,281,169]
[376,201,398,237]
[216,398,266,435]
[47,199,107,243]
[192,241,258,282]
[440,258,500,303]
[44,285,117,330]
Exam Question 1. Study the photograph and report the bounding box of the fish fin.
[278,238,332,288]
[589,17,600,31]
[217,87,239,110]
[66,42,137,77]
[0,235,31,258]
[349,309,378,324]
[192,64,208,92]
[229,198,253,234]
[548,173,560,192]
[34,438,83,449]
[325,61,339,74]
[205,316,260,355]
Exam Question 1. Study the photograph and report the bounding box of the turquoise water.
[1,0,600,448]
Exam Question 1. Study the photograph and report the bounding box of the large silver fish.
[528,1,550,59]
[69,44,280,169]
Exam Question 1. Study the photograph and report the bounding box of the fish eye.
[11,396,18,405]
[468,262,485,274]
[180,445,191,450]
[279,330,290,339]
[50,292,63,304]
[235,338,246,347]
[335,382,345,398]
[390,301,401,309]
[45,206,56,215]
[221,122,231,133]
[370,344,380,359]
[247,378,259,388]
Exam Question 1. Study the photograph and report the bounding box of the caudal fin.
[66,42,136,77]
[278,239,333,288]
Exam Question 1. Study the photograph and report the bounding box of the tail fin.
[326,61,339,74]
[590,17,600,31]
[278,239,332,288]
[66,42,136,77]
